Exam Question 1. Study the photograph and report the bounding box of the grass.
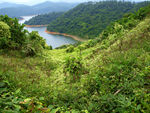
[0,17,150,112]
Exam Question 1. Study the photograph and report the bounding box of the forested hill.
[24,12,64,25]
[47,1,150,39]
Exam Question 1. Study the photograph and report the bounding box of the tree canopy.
[0,15,47,56]
[47,1,150,39]
[24,12,64,25]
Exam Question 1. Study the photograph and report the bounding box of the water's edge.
[19,16,78,48]
[45,30,86,42]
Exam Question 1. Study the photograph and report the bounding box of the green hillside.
[47,1,150,39]
[24,12,64,25]
[0,4,150,113]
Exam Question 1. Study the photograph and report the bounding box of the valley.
[0,0,150,112]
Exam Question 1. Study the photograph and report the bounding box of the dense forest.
[0,1,77,17]
[24,12,64,25]
[0,1,150,113]
[47,1,150,39]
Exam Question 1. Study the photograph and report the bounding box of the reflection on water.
[19,16,78,48]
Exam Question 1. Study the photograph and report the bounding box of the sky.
[0,0,148,5]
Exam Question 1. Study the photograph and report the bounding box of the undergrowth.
[0,5,150,113]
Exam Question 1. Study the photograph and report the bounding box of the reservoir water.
[19,16,78,48]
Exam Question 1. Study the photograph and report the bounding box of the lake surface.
[19,16,78,49]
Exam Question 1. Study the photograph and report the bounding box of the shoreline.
[25,25,48,27]
[45,30,86,42]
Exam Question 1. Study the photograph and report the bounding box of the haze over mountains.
[0,1,78,17]
[0,2,27,9]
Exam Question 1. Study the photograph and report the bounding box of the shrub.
[22,32,46,57]
[64,56,82,82]
[86,50,150,112]
[55,44,69,49]
[45,45,53,50]
[0,21,11,49]
[66,45,74,53]
[0,21,10,38]
[0,15,27,49]
[29,31,46,48]
[0,16,48,56]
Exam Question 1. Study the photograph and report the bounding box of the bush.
[0,16,49,56]
[0,72,61,112]
[0,15,50,56]
[29,31,46,48]
[55,44,69,49]
[85,50,150,112]
[64,56,82,82]
[0,21,10,38]
[0,15,27,49]
[0,21,11,49]
[66,45,74,53]
[22,31,46,56]
[45,45,53,50]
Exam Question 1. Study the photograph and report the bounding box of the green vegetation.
[47,1,150,39]
[0,15,46,56]
[24,12,64,25]
[0,3,150,113]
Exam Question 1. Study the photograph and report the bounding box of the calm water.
[19,16,78,48]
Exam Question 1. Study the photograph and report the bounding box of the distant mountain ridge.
[32,1,78,14]
[0,1,78,17]
[0,2,27,9]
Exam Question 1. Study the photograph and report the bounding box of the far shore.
[45,30,86,42]
[24,23,87,42]
[25,25,48,27]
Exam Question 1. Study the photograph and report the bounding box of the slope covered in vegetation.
[24,12,64,25]
[0,4,150,113]
[47,1,150,39]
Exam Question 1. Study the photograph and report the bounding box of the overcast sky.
[0,0,148,5]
